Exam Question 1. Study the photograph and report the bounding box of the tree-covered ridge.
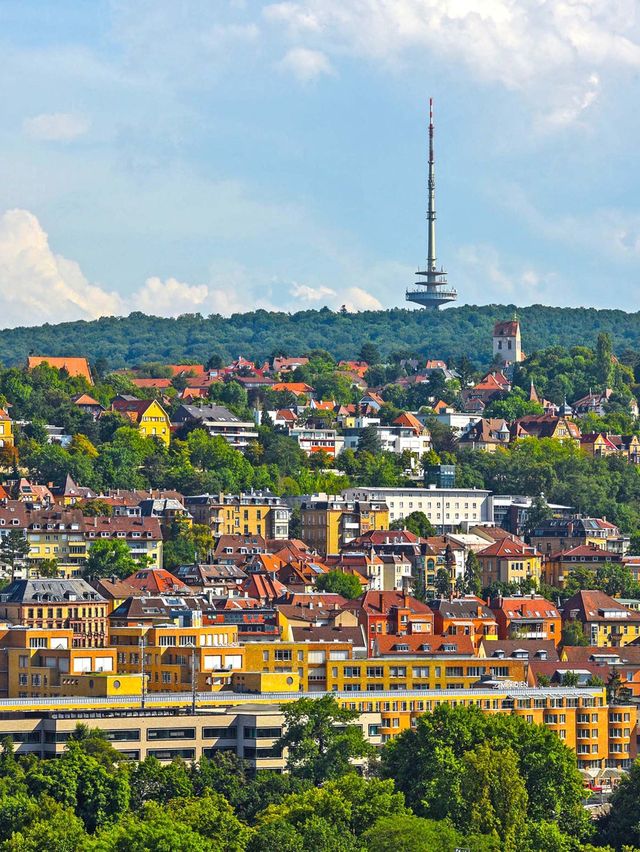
[4,304,640,367]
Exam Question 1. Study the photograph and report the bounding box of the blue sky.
[1,0,640,327]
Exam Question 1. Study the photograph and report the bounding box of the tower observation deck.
[406,99,457,309]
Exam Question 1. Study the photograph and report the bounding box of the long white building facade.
[342,486,493,533]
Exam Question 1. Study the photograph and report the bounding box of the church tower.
[493,318,523,364]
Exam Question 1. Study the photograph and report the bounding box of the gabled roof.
[428,596,496,621]
[561,590,640,622]
[270,382,314,394]
[125,568,189,595]
[27,356,92,383]
[479,638,559,661]
[393,412,424,432]
[491,596,561,620]
[478,538,539,559]
[494,320,519,336]
[131,378,173,389]
[72,393,103,407]
[549,544,620,560]
[374,633,475,655]
[352,591,433,616]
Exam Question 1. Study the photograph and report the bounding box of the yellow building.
[185,492,291,539]
[109,623,243,692]
[243,640,356,691]
[0,627,120,698]
[112,398,171,445]
[325,655,527,693]
[0,408,14,449]
[562,590,640,647]
[25,509,87,574]
[477,537,543,587]
[300,496,390,556]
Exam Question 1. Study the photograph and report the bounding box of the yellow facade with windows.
[138,400,171,445]
[301,499,390,556]
[0,410,14,449]
[109,624,243,692]
[0,627,118,698]
[325,655,527,693]
[243,641,355,691]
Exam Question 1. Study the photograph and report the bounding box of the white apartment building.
[342,426,431,467]
[342,486,494,533]
[289,427,345,458]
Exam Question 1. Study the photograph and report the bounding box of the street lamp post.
[188,642,197,715]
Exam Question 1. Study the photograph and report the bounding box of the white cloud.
[290,282,336,301]
[23,112,90,141]
[342,286,383,311]
[264,0,640,123]
[130,275,256,316]
[278,47,335,81]
[0,209,390,327]
[0,209,121,329]
[455,243,570,306]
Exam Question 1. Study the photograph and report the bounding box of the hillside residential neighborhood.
[0,318,639,820]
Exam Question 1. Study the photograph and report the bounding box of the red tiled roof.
[494,320,519,336]
[353,591,432,616]
[478,538,539,558]
[125,568,189,594]
[374,633,474,655]
[270,382,314,394]
[492,596,560,619]
[27,356,92,383]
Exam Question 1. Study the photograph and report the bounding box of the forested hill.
[2,303,640,368]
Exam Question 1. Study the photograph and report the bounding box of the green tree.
[0,530,31,579]
[361,814,473,852]
[35,558,59,579]
[390,510,436,538]
[84,539,139,580]
[279,695,374,784]
[561,620,590,647]
[598,759,640,847]
[381,703,590,841]
[1,796,89,852]
[359,342,381,365]
[434,567,451,598]
[561,670,580,687]
[463,550,483,596]
[357,425,382,455]
[459,742,528,851]
[251,775,407,852]
[596,331,614,388]
[315,571,363,600]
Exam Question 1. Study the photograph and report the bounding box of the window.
[147,748,195,760]
[203,727,237,739]
[147,728,195,741]
[366,666,384,678]
[244,727,282,739]
[274,650,292,662]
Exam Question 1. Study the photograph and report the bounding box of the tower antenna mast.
[406,98,458,309]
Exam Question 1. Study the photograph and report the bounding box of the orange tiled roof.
[393,411,424,431]
[125,568,190,595]
[27,356,92,383]
[270,382,314,395]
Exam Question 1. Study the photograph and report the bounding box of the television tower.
[406,99,457,309]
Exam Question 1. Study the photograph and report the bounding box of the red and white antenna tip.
[429,97,433,124]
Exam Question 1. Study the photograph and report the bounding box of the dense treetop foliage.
[5,304,640,368]
[0,701,634,851]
